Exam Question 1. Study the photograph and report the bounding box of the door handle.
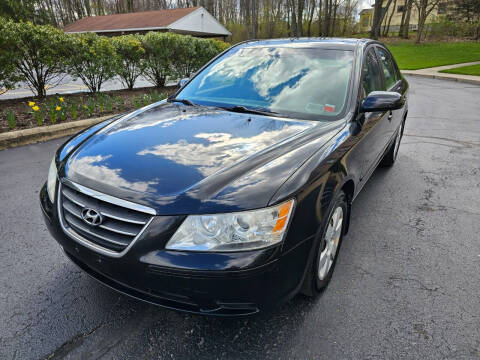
[388,111,393,121]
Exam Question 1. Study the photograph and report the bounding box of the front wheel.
[301,191,348,296]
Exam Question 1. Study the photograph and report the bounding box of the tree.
[318,0,323,36]
[112,34,145,90]
[414,0,441,43]
[341,0,357,36]
[383,0,397,36]
[4,21,70,97]
[370,0,393,39]
[454,0,480,39]
[454,0,480,23]
[68,32,119,93]
[307,0,316,36]
[398,0,413,38]
[297,0,306,36]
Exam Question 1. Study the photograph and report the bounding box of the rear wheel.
[301,191,347,296]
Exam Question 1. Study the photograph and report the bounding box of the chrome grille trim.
[99,223,137,237]
[57,179,155,258]
[63,213,130,247]
[62,178,156,215]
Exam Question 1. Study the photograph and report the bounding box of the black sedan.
[40,38,408,316]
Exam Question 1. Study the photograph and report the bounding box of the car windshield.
[177,46,354,121]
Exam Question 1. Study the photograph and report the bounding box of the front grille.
[58,179,154,255]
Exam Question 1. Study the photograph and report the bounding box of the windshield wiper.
[220,105,278,117]
[168,97,195,106]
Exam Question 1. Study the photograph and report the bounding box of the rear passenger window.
[361,48,384,99]
[376,47,399,89]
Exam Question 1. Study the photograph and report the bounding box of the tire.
[380,119,404,167]
[301,191,348,296]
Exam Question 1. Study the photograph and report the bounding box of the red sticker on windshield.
[324,104,335,113]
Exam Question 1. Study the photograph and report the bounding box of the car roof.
[236,38,376,51]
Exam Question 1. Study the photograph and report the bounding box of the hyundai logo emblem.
[81,208,103,226]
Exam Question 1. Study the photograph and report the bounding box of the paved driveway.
[0,76,479,360]
[0,75,175,100]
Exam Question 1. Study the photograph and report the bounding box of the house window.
[397,5,405,12]
[362,15,371,27]
[437,3,447,14]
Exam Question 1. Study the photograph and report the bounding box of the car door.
[354,46,391,183]
[375,45,404,141]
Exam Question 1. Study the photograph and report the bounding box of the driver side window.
[376,47,400,89]
[361,48,384,100]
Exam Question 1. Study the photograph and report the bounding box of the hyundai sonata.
[40,38,408,315]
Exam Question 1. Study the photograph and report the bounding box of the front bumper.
[40,184,312,316]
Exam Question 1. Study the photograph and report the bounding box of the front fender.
[271,123,355,253]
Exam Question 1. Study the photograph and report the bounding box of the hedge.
[0,20,230,97]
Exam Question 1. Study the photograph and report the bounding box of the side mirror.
[360,91,405,113]
[179,78,189,87]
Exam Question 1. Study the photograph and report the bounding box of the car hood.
[63,102,341,214]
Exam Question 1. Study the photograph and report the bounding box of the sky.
[358,0,374,11]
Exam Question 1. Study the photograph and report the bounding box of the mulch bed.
[0,86,178,133]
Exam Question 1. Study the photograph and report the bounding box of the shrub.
[429,17,480,39]
[168,34,195,79]
[192,38,224,72]
[172,36,230,79]
[68,32,119,93]
[149,89,165,103]
[80,104,86,117]
[84,99,96,117]
[112,35,145,90]
[132,95,143,109]
[0,19,21,93]
[46,100,59,123]
[2,21,70,97]
[0,20,230,97]
[69,101,79,120]
[58,105,66,122]
[4,109,16,129]
[96,93,106,112]
[115,96,124,111]
[212,39,231,54]
[31,105,44,126]
[142,93,151,106]
[141,32,178,87]
[105,95,114,112]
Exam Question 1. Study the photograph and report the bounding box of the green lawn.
[386,42,480,70]
[439,63,480,76]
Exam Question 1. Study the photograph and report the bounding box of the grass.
[439,63,480,76]
[386,42,480,70]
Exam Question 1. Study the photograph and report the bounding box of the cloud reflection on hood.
[68,154,157,193]
[137,124,309,177]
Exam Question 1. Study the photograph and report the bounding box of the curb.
[0,116,111,151]
[402,72,480,86]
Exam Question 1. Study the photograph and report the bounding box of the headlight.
[166,199,295,252]
[47,157,57,203]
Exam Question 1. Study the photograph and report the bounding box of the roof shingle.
[63,7,200,33]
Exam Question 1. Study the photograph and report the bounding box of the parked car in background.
[40,38,408,315]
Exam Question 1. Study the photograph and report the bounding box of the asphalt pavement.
[0,75,172,100]
[0,76,479,359]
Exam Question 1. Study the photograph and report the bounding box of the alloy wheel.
[318,206,343,280]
